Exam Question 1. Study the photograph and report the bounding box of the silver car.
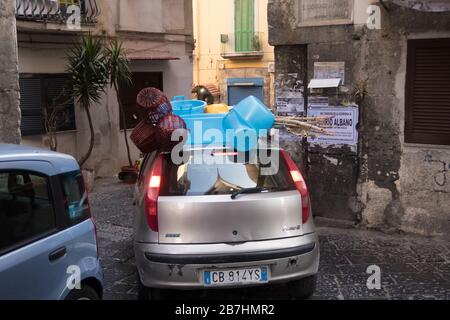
[133,146,319,299]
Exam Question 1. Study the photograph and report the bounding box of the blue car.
[0,144,103,300]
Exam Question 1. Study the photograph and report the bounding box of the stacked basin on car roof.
[172,95,275,151]
[172,97,207,116]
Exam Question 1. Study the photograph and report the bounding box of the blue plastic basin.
[183,114,227,146]
[172,100,206,116]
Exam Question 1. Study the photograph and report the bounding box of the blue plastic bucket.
[222,111,259,151]
[183,113,227,146]
[172,100,206,116]
[232,96,275,130]
[221,96,275,151]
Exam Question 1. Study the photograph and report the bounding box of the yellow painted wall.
[193,0,274,87]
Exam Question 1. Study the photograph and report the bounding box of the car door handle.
[49,247,67,262]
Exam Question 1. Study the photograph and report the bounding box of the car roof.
[0,144,79,176]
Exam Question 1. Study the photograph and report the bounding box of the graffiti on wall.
[424,153,449,188]
[275,73,306,116]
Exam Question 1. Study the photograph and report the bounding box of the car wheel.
[137,272,163,301]
[288,275,317,300]
[66,284,100,300]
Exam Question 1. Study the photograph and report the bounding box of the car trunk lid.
[158,191,302,244]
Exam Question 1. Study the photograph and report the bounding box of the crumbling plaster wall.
[359,6,450,236]
[268,0,450,235]
[0,0,21,144]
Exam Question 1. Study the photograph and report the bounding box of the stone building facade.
[16,0,194,176]
[0,0,21,144]
[269,0,450,236]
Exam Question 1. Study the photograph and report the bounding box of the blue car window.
[0,171,56,254]
[60,171,90,224]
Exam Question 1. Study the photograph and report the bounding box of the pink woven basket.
[156,114,187,151]
[130,120,160,154]
[136,88,171,111]
[148,100,172,125]
[136,87,173,125]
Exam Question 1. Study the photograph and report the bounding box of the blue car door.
[0,162,74,300]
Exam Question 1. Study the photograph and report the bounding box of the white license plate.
[203,267,269,286]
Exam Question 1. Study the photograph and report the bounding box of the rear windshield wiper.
[231,187,269,200]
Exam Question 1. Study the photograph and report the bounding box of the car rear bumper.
[134,233,320,290]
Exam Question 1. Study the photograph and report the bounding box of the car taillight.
[281,150,310,224]
[145,154,163,232]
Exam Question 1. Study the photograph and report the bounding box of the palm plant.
[105,39,133,167]
[67,33,109,167]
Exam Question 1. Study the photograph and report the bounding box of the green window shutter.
[235,0,255,52]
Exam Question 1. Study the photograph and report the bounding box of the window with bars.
[405,39,450,146]
[234,0,255,52]
[19,74,76,137]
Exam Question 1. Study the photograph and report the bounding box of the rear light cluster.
[145,154,164,232]
[280,150,311,224]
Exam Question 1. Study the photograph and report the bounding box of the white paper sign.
[277,91,305,115]
[314,62,346,85]
[308,96,329,108]
[308,78,341,89]
[307,107,359,145]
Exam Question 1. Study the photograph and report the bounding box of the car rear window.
[59,171,90,224]
[160,149,296,196]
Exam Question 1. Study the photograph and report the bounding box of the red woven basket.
[157,114,187,151]
[148,100,172,125]
[136,88,171,111]
[130,120,160,154]
[136,87,173,125]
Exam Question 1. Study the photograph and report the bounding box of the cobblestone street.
[90,178,450,300]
